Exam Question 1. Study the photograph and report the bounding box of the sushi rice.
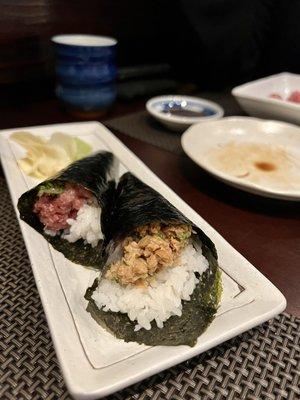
[45,203,103,248]
[92,243,209,331]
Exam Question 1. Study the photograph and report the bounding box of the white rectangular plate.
[0,122,286,399]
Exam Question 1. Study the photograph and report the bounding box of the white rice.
[45,203,103,247]
[92,244,208,331]
[62,203,103,247]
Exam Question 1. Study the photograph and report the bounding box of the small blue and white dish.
[146,95,224,131]
[52,34,117,114]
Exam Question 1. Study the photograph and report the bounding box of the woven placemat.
[105,111,184,155]
[105,92,246,155]
[0,173,299,400]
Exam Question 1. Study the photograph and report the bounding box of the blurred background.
[1,0,300,106]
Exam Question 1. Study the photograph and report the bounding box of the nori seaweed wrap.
[85,172,222,346]
[18,151,116,268]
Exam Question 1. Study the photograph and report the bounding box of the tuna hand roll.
[18,151,116,268]
[85,172,222,346]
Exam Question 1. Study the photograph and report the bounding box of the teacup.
[52,34,117,116]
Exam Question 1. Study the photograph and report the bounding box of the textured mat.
[105,92,245,155]
[105,111,184,155]
[0,173,299,400]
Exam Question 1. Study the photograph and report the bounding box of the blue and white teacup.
[52,34,117,114]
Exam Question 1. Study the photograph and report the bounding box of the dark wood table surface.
[1,98,299,317]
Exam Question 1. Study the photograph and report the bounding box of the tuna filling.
[105,222,192,286]
[34,183,92,231]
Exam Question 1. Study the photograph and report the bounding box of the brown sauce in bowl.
[208,142,300,190]
[163,109,206,117]
[254,161,276,172]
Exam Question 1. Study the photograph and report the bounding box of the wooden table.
[1,98,299,317]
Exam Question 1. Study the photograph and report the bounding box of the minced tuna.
[34,183,92,231]
[105,222,192,286]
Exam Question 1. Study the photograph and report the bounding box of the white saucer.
[146,95,224,132]
[182,117,300,200]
